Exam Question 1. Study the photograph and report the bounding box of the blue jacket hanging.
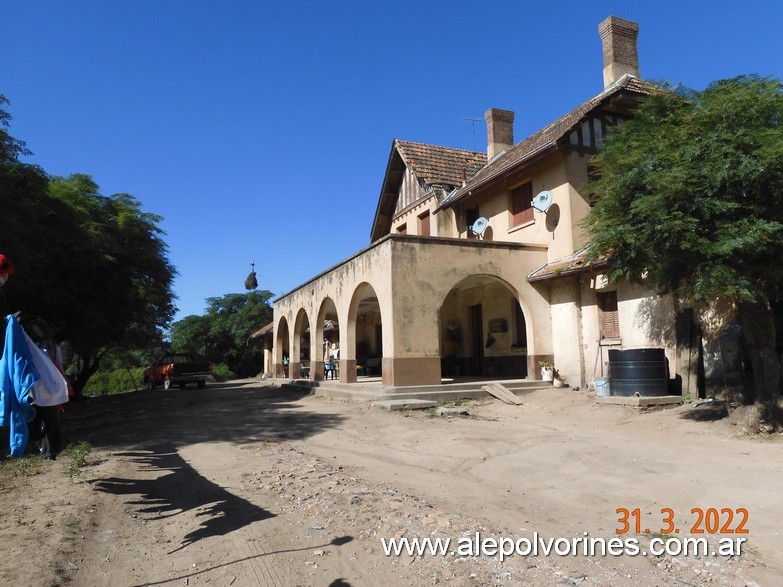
[0,315,40,456]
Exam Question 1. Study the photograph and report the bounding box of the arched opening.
[316,298,339,380]
[439,275,528,379]
[275,317,290,378]
[293,309,311,379]
[349,283,383,379]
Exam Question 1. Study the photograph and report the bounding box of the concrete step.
[273,377,551,403]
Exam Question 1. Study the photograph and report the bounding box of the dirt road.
[1,380,781,586]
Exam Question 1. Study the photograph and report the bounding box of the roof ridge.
[437,76,658,211]
[396,139,485,156]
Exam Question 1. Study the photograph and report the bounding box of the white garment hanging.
[23,331,68,407]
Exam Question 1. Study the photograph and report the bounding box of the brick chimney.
[485,108,514,160]
[598,16,640,89]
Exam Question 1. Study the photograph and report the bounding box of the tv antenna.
[464,118,481,150]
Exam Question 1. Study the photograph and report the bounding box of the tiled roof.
[527,246,607,282]
[439,75,659,210]
[395,140,486,188]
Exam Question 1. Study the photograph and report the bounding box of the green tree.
[0,95,65,320]
[1,97,176,395]
[170,290,273,377]
[46,175,177,394]
[0,94,32,163]
[584,75,783,431]
[169,314,210,358]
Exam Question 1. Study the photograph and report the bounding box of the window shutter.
[511,183,534,226]
[598,291,620,339]
[419,212,430,236]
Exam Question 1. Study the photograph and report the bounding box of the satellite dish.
[532,190,553,212]
[471,217,488,236]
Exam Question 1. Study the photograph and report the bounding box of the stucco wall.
[549,277,585,385]
[272,232,687,391]
[391,194,438,236]
[577,276,680,388]
[386,237,549,357]
[440,150,583,263]
[388,147,593,264]
[273,235,552,384]
[564,150,592,255]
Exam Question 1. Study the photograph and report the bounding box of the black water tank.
[607,348,668,397]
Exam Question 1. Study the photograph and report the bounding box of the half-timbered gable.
[370,140,485,241]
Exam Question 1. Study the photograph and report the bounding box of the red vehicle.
[143,353,212,390]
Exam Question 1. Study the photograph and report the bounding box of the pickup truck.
[143,353,212,390]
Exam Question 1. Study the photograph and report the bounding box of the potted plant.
[539,360,554,382]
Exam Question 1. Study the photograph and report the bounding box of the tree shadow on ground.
[81,382,356,578]
[90,445,275,552]
[62,382,343,451]
[678,401,729,422]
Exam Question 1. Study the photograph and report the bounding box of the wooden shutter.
[419,211,430,236]
[511,182,534,226]
[597,291,620,339]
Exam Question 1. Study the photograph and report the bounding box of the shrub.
[82,367,146,396]
[63,441,91,479]
[210,363,235,382]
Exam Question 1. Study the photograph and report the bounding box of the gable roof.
[370,140,486,242]
[396,140,487,187]
[437,75,658,211]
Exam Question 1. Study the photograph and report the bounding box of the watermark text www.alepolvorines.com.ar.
[381,532,746,562]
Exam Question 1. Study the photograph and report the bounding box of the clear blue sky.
[4,1,782,322]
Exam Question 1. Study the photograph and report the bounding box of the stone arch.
[292,308,311,379]
[314,297,339,380]
[275,316,290,378]
[347,282,384,382]
[439,274,530,379]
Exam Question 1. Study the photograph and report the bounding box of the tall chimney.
[598,16,640,89]
[485,108,514,160]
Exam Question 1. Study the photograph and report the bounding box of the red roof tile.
[395,140,486,188]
